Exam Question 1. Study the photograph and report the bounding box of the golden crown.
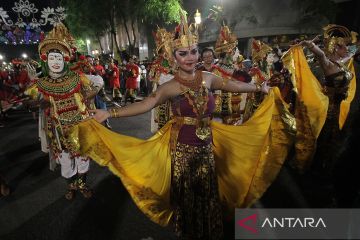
[323,24,358,54]
[172,10,198,49]
[153,27,173,61]
[214,26,238,54]
[38,23,72,57]
[251,39,272,62]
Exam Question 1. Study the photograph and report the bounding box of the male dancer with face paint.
[25,23,98,200]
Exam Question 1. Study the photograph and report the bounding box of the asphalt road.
[0,109,178,240]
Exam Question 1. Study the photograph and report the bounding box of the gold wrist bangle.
[254,83,262,92]
[109,108,119,118]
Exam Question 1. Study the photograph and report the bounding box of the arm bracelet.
[109,108,119,118]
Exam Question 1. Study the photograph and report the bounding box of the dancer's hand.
[261,81,271,94]
[26,63,41,80]
[88,109,110,123]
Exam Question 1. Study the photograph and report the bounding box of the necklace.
[37,71,81,99]
[176,71,211,140]
[174,71,203,90]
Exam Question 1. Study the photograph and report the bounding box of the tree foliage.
[61,0,183,55]
[140,0,183,24]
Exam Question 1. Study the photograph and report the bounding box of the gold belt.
[173,116,210,125]
[170,116,211,152]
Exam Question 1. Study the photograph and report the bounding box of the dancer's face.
[47,52,64,73]
[202,51,214,65]
[335,44,348,58]
[174,44,199,73]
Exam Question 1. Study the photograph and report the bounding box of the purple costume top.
[171,91,215,146]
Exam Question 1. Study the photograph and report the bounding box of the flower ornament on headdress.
[214,25,238,55]
[38,23,73,61]
[251,39,272,62]
[172,10,198,50]
[323,24,358,55]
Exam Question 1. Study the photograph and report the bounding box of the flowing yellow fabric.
[282,46,329,171]
[69,119,174,226]
[339,59,356,129]
[212,88,295,209]
[282,46,329,138]
[69,88,294,226]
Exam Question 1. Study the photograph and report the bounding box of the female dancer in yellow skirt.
[71,12,295,240]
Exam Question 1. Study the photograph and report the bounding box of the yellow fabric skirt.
[68,88,295,226]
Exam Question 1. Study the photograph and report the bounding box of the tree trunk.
[96,33,104,52]
[112,30,122,60]
[110,31,114,54]
[121,14,133,55]
[131,18,137,54]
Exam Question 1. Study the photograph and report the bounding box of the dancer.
[25,23,98,200]
[69,12,295,239]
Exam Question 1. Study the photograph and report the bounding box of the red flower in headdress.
[40,54,47,61]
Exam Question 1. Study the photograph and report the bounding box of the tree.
[61,0,183,56]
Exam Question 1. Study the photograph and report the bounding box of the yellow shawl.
[68,88,295,226]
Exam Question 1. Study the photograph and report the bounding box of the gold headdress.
[251,39,272,62]
[214,26,238,55]
[38,23,72,58]
[153,27,173,61]
[323,24,358,54]
[172,10,198,49]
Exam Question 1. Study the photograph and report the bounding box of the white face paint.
[47,52,64,73]
[266,53,279,65]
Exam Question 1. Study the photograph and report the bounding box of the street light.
[22,53,28,59]
[194,9,202,25]
[0,54,3,60]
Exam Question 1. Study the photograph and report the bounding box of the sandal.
[79,187,93,198]
[64,182,77,200]
[77,175,93,198]
[65,189,75,200]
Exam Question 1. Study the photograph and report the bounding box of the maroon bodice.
[171,91,215,146]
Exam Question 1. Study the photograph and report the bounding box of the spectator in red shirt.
[123,56,139,105]
[109,59,121,102]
